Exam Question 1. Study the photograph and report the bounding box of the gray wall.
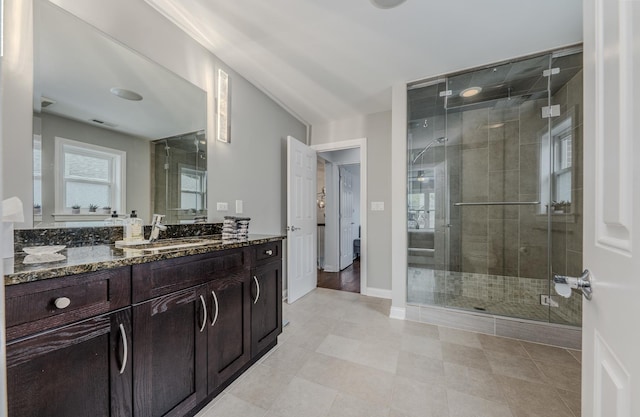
[35,113,151,222]
[209,73,306,234]
[312,110,392,291]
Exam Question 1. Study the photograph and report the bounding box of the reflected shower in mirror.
[153,131,207,225]
[31,0,206,228]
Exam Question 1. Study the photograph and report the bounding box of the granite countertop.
[4,234,285,285]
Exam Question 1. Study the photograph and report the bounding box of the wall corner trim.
[389,307,406,320]
[365,287,392,299]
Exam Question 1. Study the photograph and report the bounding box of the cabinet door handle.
[118,323,128,375]
[253,276,260,304]
[54,297,71,309]
[265,249,273,256]
[210,290,219,327]
[199,295,207,333]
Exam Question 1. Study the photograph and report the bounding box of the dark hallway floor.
[317,258,360,293]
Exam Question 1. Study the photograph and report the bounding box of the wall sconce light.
[216,68,230,143]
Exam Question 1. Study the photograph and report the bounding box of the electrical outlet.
[216,202,228,211]
[235,200,243,214]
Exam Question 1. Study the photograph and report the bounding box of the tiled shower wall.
[446,71,583,287]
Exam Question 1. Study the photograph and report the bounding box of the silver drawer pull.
[199,295,208,333]
[253,276,260,304]
[211,290,219,327]
[265,249,273,256]
[54,297,71,309]
[118,323,128,375]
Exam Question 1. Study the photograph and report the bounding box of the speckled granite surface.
[14,223,223,251]
[5,234,284,285]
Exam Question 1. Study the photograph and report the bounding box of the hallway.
[317,259,361,293]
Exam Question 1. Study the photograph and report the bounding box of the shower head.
[411,137,447,164]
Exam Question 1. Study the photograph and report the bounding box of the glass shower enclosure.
[406,48,583,327]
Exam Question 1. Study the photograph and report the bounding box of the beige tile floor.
[196,288,581,417]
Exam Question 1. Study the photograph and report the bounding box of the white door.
[287,136,317,303]
[581,1,640,416]
[339,166,354,270]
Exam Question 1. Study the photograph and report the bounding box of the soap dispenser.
[104,210,121,226]
[124,210,144,242]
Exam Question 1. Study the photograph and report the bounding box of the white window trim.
[54,137,126,214]
[178,164,207,210]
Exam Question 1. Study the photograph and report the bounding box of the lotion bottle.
[124,210,144,242]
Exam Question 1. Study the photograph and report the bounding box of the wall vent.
[90,119,117,128]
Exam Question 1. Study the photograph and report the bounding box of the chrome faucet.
[149,214,167,242]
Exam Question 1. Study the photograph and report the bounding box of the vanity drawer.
[5,267,131,341]
[132,248,249,303]
[253,241,282,265]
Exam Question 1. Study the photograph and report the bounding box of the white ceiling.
[145,0,583,126]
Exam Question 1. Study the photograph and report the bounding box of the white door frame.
[312,139,368,295]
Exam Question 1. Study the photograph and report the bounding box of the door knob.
[553,269,592,300]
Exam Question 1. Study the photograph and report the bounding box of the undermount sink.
[117,236,222,252]
[139,241,211,252]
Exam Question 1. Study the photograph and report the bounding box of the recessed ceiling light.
[110,87,143,101]
[370,0,407,9]
[460,87,482,98]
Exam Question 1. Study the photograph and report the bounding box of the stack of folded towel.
[236,217,250,238]
[222,216,251,240]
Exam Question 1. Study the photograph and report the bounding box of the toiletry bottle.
[125,210,144,242]
[104,210,121,226]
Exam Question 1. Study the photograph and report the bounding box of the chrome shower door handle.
[553,269,592,300]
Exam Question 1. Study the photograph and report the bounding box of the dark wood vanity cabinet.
[250,241,283,356]
[5,267,132,417]
[5,240,283,417]
[131,248,253,410]
[207,267,252,394]
[132,285,208,417]
[6,308,133,417]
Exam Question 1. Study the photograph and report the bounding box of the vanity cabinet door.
[251,260,283,356]
[6,308,132,417]
[132,285,208,417]
[207,267,251,394]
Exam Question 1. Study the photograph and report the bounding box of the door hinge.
[540,294,559,307]
[439,90,452,97]
[541,105,561,118]
[543,67,560,77]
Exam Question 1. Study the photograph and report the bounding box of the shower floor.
[407,267,581,326]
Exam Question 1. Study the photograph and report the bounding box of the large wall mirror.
[31,0,207,228]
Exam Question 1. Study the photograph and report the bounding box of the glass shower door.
[444,53,554,321]
[406,48,583,326]
[406,80,448,306]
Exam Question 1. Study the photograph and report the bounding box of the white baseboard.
[323,264,338,272]
[365,287,392,299]
[389,306,406,320]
